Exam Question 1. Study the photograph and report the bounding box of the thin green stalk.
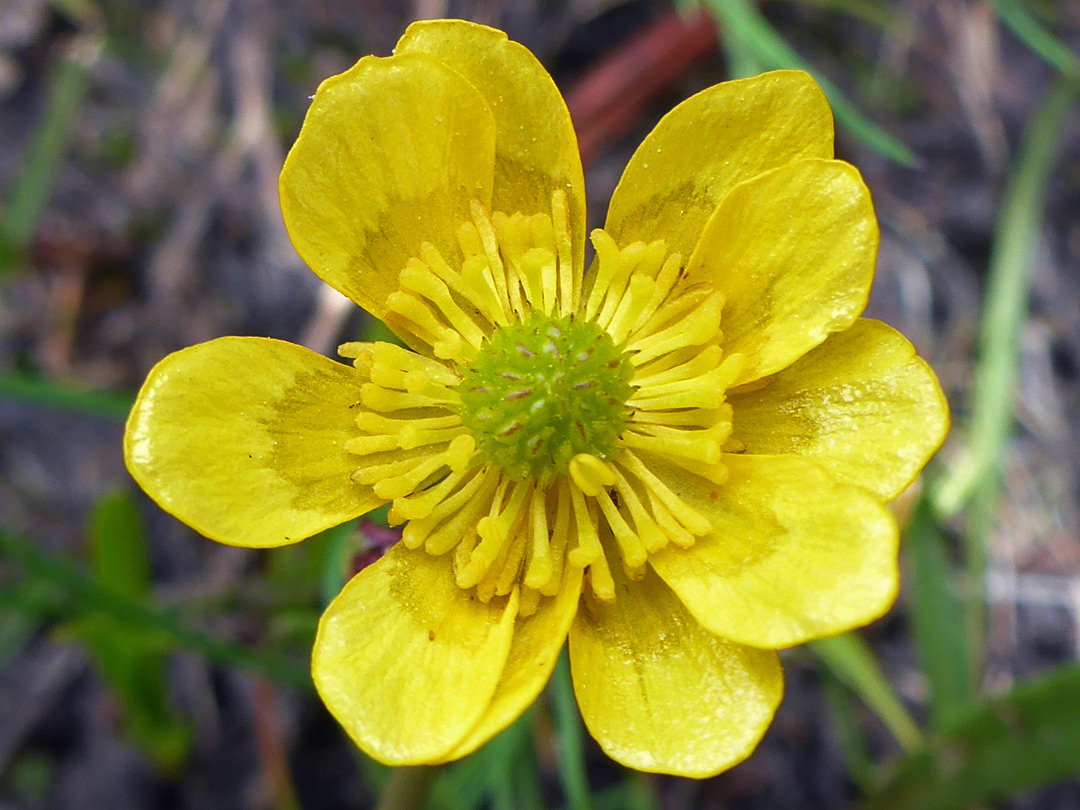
[930,78,1079,671]
[811,633,922,751]
[0,528,313,692]
[0,371,133,420]
[905,496,972,730]
[989,0,1079,78]
[1,34,100,269]
[934,77,1080,517]
[376,766,437,810]
[550,649,592,810]
[690,0,918,165]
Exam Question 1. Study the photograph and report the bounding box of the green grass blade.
[989,0,1080,78]
[0,35,100,271]
[691,0,919,166]
[822,677,878,792]
[934,77,1080,517]
[772,0,899,30]
[75,491,191,770]
[811,633,922,751]
[0,371,134,420]
[905,497,972,730]
[0,527,313,692]
[861,664,1080,810]
[550,649,592,810]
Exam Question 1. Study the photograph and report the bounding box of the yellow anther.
[470,201,512,313]
[629,251,682,336]
[372,452,451,500]
[585,229,622,320]
[594,487,647,569]
[632,344,722,389]
[446,434,476,473]
[567,485,602,567]
[568,453,616,496]
[622,428,721,466]
[392,467,469,522]
[596,242,646,328]
[587,547,616,602]
[605,274,655,345]
[343,434,400,456]
[523,484,553,590]
[399,261,486,349]
[627,290,724,366]
[551,190,574,315]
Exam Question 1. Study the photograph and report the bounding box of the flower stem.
[375,766,436,810]
[550,648,593,810]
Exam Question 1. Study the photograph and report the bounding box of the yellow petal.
[729,319,950,500]
[124,337,380,548]
[605,70,833,261]
[280,52,496,318]
[685,158,878,384]
[649,454,899,649]
[397,20,586,275]
[313,544,518,765]
[569,565,782,778]
[439,565,584,761]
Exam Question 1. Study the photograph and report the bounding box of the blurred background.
[1,0,1079,808]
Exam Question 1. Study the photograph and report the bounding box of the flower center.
[457,311,634,484]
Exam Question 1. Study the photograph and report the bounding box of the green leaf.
[934,77,1080,518]
[904,496,972,730]
[0,371,133,420]
[66,492,192,770]
[550,648,592,810]
[0,34,100,273]
[811,633,922,751]
[0,526,313,693]
[861,664,1080,810]
[989,0,1080,78]
[928,77,1079,676]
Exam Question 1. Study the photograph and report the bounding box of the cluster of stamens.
[340,190,744,612]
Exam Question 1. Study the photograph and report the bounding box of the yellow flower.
[124,20,948,777]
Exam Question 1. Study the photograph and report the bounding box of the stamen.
[593,487,647,569]
[552,190,575,315]
[399,261,486,349]
[629,356,743,410]
[385,291,473,362]
[585,229,621,321]
[568,453,616,496]
[523,482,553,589]
[458,480,530,588]
[596,242,646,328]
[628,251,683,336]
[622,427,722,466]
[470,201,512,315]
[611,469,669,553]
[403,466,500,551]
[585,531,616,602]
[604,274,655,345]
[391,466,470,522]
[567,484,602,567]
[626,289,724,366]
[631,345,722,389]
[541,479,572,596]
[360,382,459,412]
[618,450,713,536]
[419,242,498,326]
[631,283,715,347]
